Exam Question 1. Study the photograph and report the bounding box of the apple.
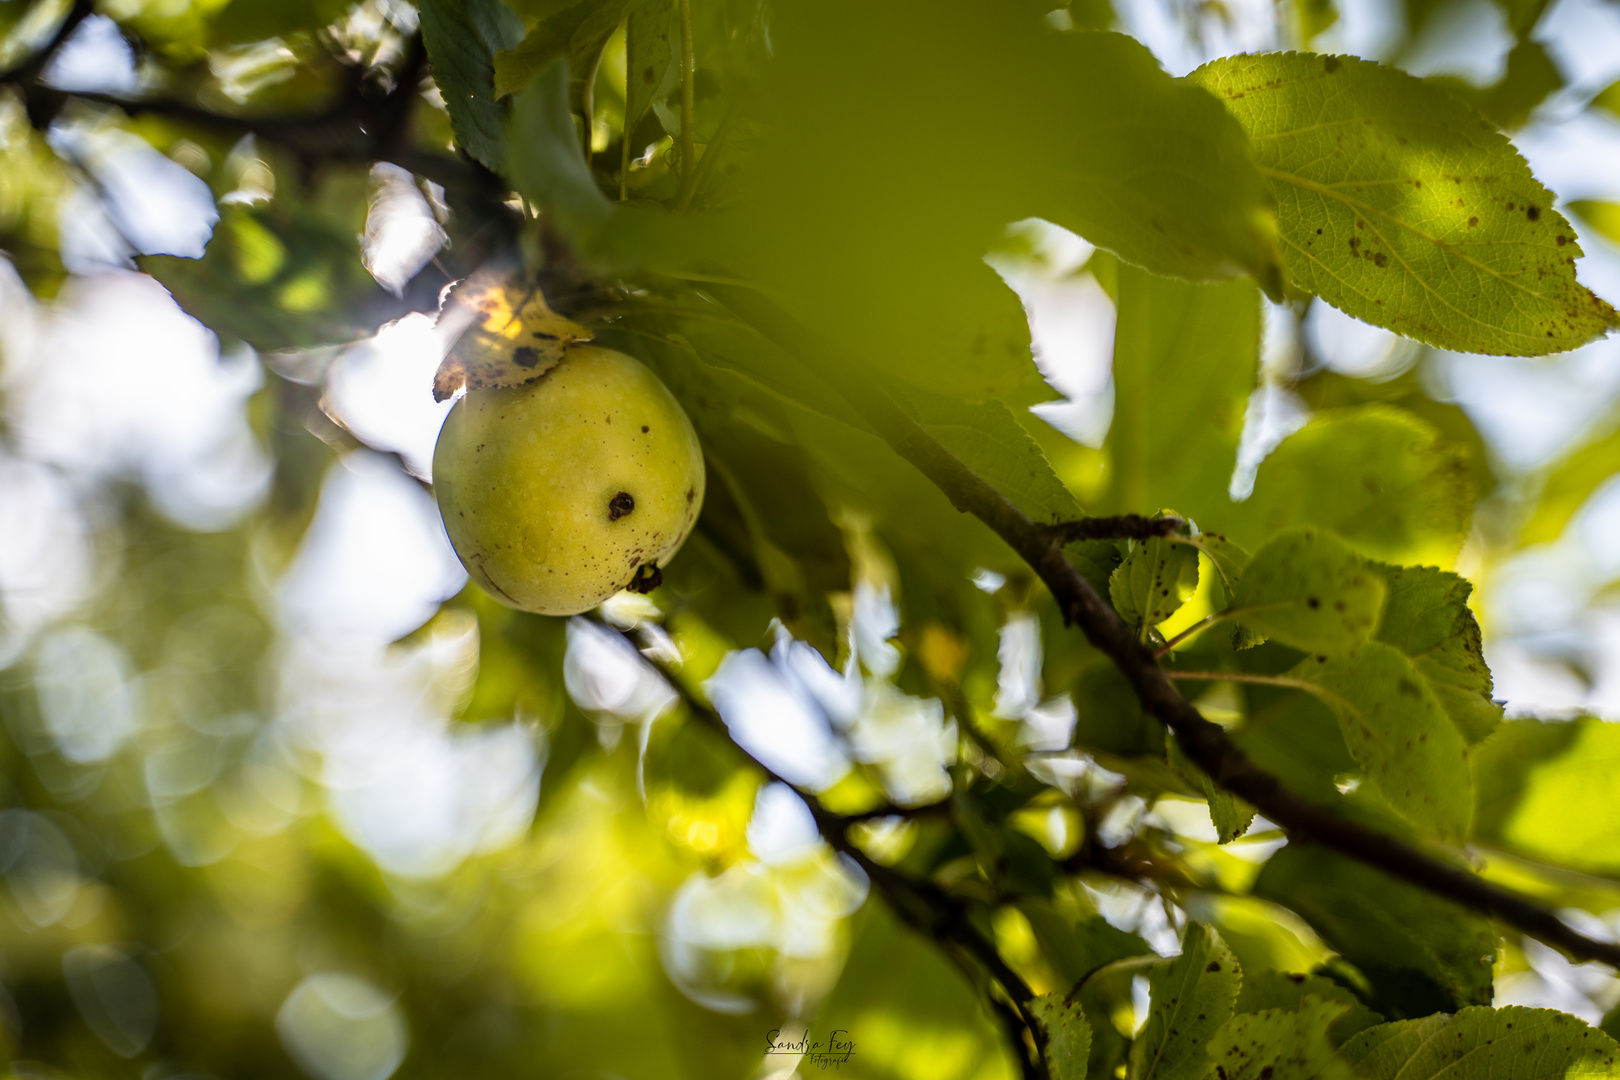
[432,345,705,615]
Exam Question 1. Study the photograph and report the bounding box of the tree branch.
[1042,514,1183,543]
[592,618,1048,1079]
[703,283,1620,971]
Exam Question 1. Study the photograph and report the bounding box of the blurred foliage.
[2,0,1620,1079]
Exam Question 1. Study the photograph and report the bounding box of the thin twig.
[1153,611,1235,658]
[702,283,1620,971]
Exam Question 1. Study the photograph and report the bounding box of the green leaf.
[892,387,1084,527]
[1340,1006,1620,1079]
[1372,564,1501,744]
[1434,39,1564,131]
[1289,641,1473,841]
[1570,200,1620,250]
[1254,844,1496,1018]
[1595,79,1620,122]
[1205,779,1257,844]
[1232,528,1384,657]
[733,12,1284,401]
[493,0,643,102]
[507,56,614,231]
[1168,738,1257,842]
[624,0,673,138]
[1130,922,1241,1080]
[1110,536,1199,631]
[1029,992,1092,1080]
[420,0,528,172]
[1205,996,1354,1080]
[1176,533,1251,595]
[1189,52,1620,355]
[1473,716,1620,877]
[1228,406,1475,567]
[813,903,1019,1078]
[1521,415,1620,546]
[1234,972,1384,1045]
[1107,265,1260,519]
[141,192,395,352]
[1016,901,1154,985]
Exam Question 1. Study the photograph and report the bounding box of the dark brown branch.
[1041,514,1182,544]
[841,800,951,824]
[592,617,1047,1079]
[704,283,1620,971]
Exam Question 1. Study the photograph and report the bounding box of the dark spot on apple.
[629,562,663,594]
[641,425,650,433]
[608,491,635,521]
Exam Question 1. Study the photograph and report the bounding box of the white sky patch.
[0,455,92,669]
[747,783,822,867]
[993,611,1043,720]
[276,628,543,879]
[992,221,1116,447]
[1228,384,1310,501]
[1540,0,1620,99]
[1305,301,1418,381]
[362,163,448,297]
[3,271,270,529]
[278,451,467,642]
[49,119,218,260]
[1398,0,1512,86]
[1428,337,1620,473]
[706,648,851,792]
[323,314,457,480]
[42,15,137,94]
[277,974,408,1080]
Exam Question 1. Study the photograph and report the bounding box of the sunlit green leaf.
[1190,52,1620,355]
[1205,996,1354,1080]
[1130,922,1241,1080]
[1473,716,1620,877]
[1106,265,1260,519]
[1234,971,1384,1045]
[1341,1006,1620,1079]
[1372,563,1500,744]
[1288,641,1473,841]
[1030,991,1091,1080]
[1110,536,1199,631]
[1233,528,1384,657]
[1225,406,1474,566]
[893,387,1084,527]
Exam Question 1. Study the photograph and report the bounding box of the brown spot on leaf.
[512,346,541,369]
[1373,252,1388,268]
[1527,204,1541,221]
[1468,216,1479,227]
